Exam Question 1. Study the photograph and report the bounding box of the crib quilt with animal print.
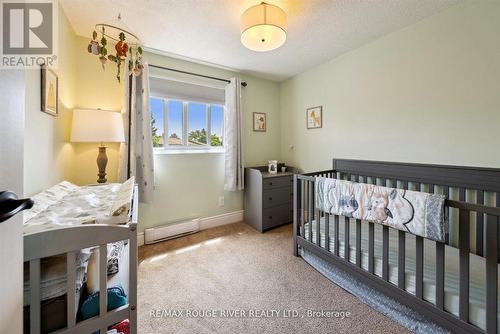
[315,177,447,242]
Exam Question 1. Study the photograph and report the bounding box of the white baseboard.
[199,210,244,230]
[137,232,145,246]
[137,210,244,247]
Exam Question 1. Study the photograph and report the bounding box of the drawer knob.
[269,197,272,201]
[269,216,273,219]
[269,182,273,186]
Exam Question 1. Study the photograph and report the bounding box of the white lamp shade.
[71,109,125,143]
[240,2,287,52]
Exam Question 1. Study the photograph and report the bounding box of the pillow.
[79,285,127,321]
[109,177,135,217]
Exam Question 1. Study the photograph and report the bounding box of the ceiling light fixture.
[240,2,287,52]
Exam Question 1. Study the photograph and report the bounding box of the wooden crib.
[293,159,500,334]
[24,185,139,334]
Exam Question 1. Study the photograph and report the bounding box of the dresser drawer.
[262,203,293,230]
[262,187,293,208]
[263,176,293,190]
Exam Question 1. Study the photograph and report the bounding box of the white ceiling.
[61,0,460,81]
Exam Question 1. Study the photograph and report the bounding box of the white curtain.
[224,77,244,191]
[118,63,155,203]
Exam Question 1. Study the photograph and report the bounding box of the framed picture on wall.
[253,112,266,132]
[41,66,58,116]
[306,106,322,129]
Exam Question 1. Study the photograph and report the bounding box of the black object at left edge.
[0,191,34,224]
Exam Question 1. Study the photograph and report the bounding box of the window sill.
[154,148,224,155]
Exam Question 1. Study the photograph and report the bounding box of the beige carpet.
[138,223,409,334]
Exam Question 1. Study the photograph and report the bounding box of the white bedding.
[23,182,130,235]
[304,218,499,331]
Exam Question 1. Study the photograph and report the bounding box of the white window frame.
[150,95,225,154]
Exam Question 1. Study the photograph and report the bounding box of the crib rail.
[293,160,500,334]
[24,186,139,334]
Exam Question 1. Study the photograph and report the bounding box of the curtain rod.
[149,64,247,87]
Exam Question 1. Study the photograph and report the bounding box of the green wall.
[279,1,500,173]
[139,53,281,232]
[24,6,78,196]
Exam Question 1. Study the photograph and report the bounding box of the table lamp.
[70,109,125,183]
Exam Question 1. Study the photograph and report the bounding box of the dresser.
[244,166,297,232]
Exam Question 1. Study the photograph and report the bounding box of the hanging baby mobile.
[87,14,144,82]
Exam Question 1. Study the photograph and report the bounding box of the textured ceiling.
[61,0,460,81]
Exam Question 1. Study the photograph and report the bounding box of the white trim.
[154,148,224,155]
[137,232,145,247]
[198,210,244,230]
[137,210,244,247]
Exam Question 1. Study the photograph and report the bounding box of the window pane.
[188,102,208,146]
[167,100,183,146]
[210,105,223,146]
[150,97,164,147]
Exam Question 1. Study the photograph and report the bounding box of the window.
[150,97,224,152]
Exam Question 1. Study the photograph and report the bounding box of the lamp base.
[96,146,108,183]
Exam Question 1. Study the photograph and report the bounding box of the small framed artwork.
[306,106,322,129]
[41,66,58,116]
[253,112,266,132]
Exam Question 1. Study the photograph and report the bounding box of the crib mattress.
[304,219,499,331]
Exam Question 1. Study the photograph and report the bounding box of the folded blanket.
[315,177,447,242]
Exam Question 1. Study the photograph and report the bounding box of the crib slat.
[398,231,405,289]
[334,215,339,256]
[356,219,361,267]
[476,190,485,254]
[497,193,500,263]
[300,179,305,238]
[476,190,484,257]
[293,176,299,256]
[382,226,389,281]
[99,244,108,319]
[30,259,41,334]
[435,242,445,309]
[129,224,138,333]
[325,214,330,252]
[308,182,313,242]
[353,176,361,266]
[415,236,424,299]
[316,209,321,247]
[67,251,77,328]
[459,208,470,322]
[444,186,450,244]
[397,180,409,288]
[344,217,350,261]
[368,222,374,274]
[486,214,498,333]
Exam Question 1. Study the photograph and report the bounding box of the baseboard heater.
[144,218,200,244]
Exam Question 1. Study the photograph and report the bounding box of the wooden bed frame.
[293,159,500,334]
[23,185,139,334]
